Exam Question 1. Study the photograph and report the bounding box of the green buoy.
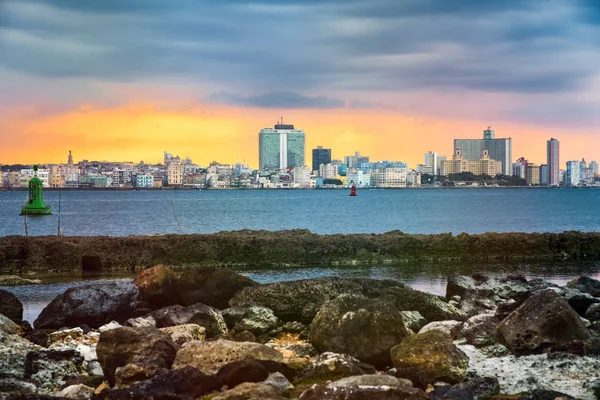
[20,166,52,216]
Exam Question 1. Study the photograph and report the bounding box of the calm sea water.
[1,188,599,236]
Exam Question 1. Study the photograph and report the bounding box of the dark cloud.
[207,92,345,109]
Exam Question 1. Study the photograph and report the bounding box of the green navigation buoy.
[20,166,52,216]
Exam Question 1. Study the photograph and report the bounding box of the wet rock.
[0,275,41,286]
[172,339,282,374]
[133,265,179,308]
[212,382,285,400]
[298,377,427,399]
[96,326,177,387]
[390,330,469,385]
[97,366,221,400]
[0,289,24,323]
[392,367,428,390]
[328,374,407,389]
[159,324,206,347]
[495,299,520,321]
[0,332,43,379]
[495,289,590,355]
[379,286,467,322]
[24,330,52,347]
[217,359,269,389]
[418,321,462,338]
[113,363,166,388]
[566,276,600,297]
[0,377,38,395]
[400,311,427,333]
[148,303,227,338]
[222,305,279,335]
[585,303,600,322]
[527,278,560,293]
[309,294,411,368]
[98,321,121,333]
[177,267,259,310]
[430,377,500,400]
[0,313,20,334]
[297,352,376,383]
[122,316,156,328]
[25,349,85,390]
[568,293,600,316]
[265,372,293,393]
[521,389,575,400]
[462,314,500,347]
[34,281,140,330]
[56,383,95,399]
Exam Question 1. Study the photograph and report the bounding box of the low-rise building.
[135,174,154,188]
[441,149,502,176]
[346,169,371,188]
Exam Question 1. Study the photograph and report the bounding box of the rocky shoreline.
[2,266,600,399]
[2,230,600,274]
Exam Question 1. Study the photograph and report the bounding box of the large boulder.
[461,314,500,347]
[0,289,24,323]
[390,330,469,385]
[447,275,530,303]
[96,326,177,386]
[379,286,466,322]
[34,281,140,330]
[114,363,166,388]
[160,324,206,347]
[566,276,600,297]
[298,375,426,399]
[212,382,285,400]
[495,289,590,355]
[177,267,259,310]
[222,306,279,336]
[308,294,411,368]
[147,303,227,338]
[0,313,20,335]
[133,265,179,308]
[296,352,376,383]
[217,359,269,389]
[399,311,427,333]
[0,331,42,379]
[585,303,600,322]
[24,349,85,391]
[568,293,600,316]
[173,339,282,374]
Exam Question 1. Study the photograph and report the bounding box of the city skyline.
[1,1,600,168]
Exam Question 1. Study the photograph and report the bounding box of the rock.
[328,374,407,389]
[447,275,530,303]
[56,383,95,399]
[113,363,166,388]
[418,321,462,338]
[133,265,179,308]
[96,326,177,386]
[281,321,306,333]
[430,377,499,400]
[390,330,469,385]
[392,367,428,390]
[212,382,285,400]
[25,330,52,347]
[24,349,85,390]
[222,306,280,335]
[0,289,24,323]
[297,352,376,383]
[0,332,43,379]
[309,294,411,368]
[379,286,467,322]
[225,330,257,343]
[522,389,575,400]
[217,359,269,389]
[86,361,103,377]
[48,328,84,345]
[495,299,520,321]
[148,303,227,338]
[173,339,283,374]
[0,313,20,334]
[462,314,500,347]
[98,366,221,400]
[123,316,156,328]
[298,377,427,399]
[177,267,259,310]
[585,303,600,322]
[495,290,590,355]
[34,281,140,330]
[0,376,38,395]
[527,278,560,293]
[265,372,293,393]
[160,324,206,347]
[567,293,600,316]
[0,275,41,286]
[400,311,427,333]
[566,276,600,297]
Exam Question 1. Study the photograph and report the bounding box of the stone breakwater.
[2,266,600,399]
[3,230,600,274]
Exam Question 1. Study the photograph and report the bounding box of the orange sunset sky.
[1,1,599,169]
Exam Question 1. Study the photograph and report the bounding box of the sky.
[1,0,599,168]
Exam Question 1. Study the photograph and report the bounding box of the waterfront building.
[566,161,582,186]
[406,170,422,187]
[526,164,540,186]
[319,163,338,180]
[259,122,305,170]
[292,166,312,187]
[540,164,549,186]
[416,164,434,174]
[346,169,371,188]
[454,127,512,175]
[590,161,599,176]
[112,168,134,186]
[135,174,154,188]
[7,171,20,188]
[312,146,332,173]
[167,161,183,186]
[547,138,560,186]
[441,149,501,176]
[424,151,438,175]
[80,174,111,187]
[363,161,409,187]
[20,168,50,188]
[512,157,528,179]
[344,152,370,168]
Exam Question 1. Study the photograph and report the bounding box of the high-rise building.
[547,138,559,186]
[441,148,502,176]
[590,161,599,176]
[344,152,370,168]
[454,127,512,175]
[312,146,332,172]
[566,161,582,186]
[259,122,305,170]
[424,151,438,175]
[540,164,549,186]
[526,163,540,186]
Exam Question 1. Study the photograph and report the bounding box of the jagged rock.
[281,321,306,333]
[0,332,43,379]
[495,299,520,321]
[34,281,140,330]
[400,311,427,333]
[222,306,279,335]
[328,374,407,389]
[86,361,103,377]
[217,359,269,389]
[298,377,427,399]
[113,363,166,388]
[566,276,600,297]
[212,382,285,400]
[172,339,282,374]
[527,278,560,293]
[96,326,177,386]
[459,292,498,318]
[133,265,179,308]
[159,324,206,347]
[56,383,95,399]
[309,294,411,368]
[25,330,52,347]
[495,289,590,355]
[148,303,227,338]
[0,376,38,395]
[585,303,600,322]
[379,286,467,322]
[98,321,122,333]
[297,352,376,383]
[462,314,500,347]
[48,328,84,345]
[390,330,469,385]
[177,267,259,310]
[122,316,156,328]
[96,366,221,400]
[447,275,530,303]
[567,293,600,316]
[265,372,293,393]
[391,367,428,390]
[24,349,85,390]
[418,321,462,338]
[429,377,500,400]
[0,289,24,323]
[0,313,20,334]
[224,330,257,343]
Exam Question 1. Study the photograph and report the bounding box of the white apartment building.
[292,166,312,187]
[346,169,371,188]
[20,168,50,187]
[319,163,338,180]
[369,168,407,188]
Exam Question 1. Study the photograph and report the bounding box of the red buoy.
[349,185,357,196]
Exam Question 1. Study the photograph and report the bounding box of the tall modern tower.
[454,127,512,175]
[312,146,332,172]
[547,138,560,186]
[259,121,305,170]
